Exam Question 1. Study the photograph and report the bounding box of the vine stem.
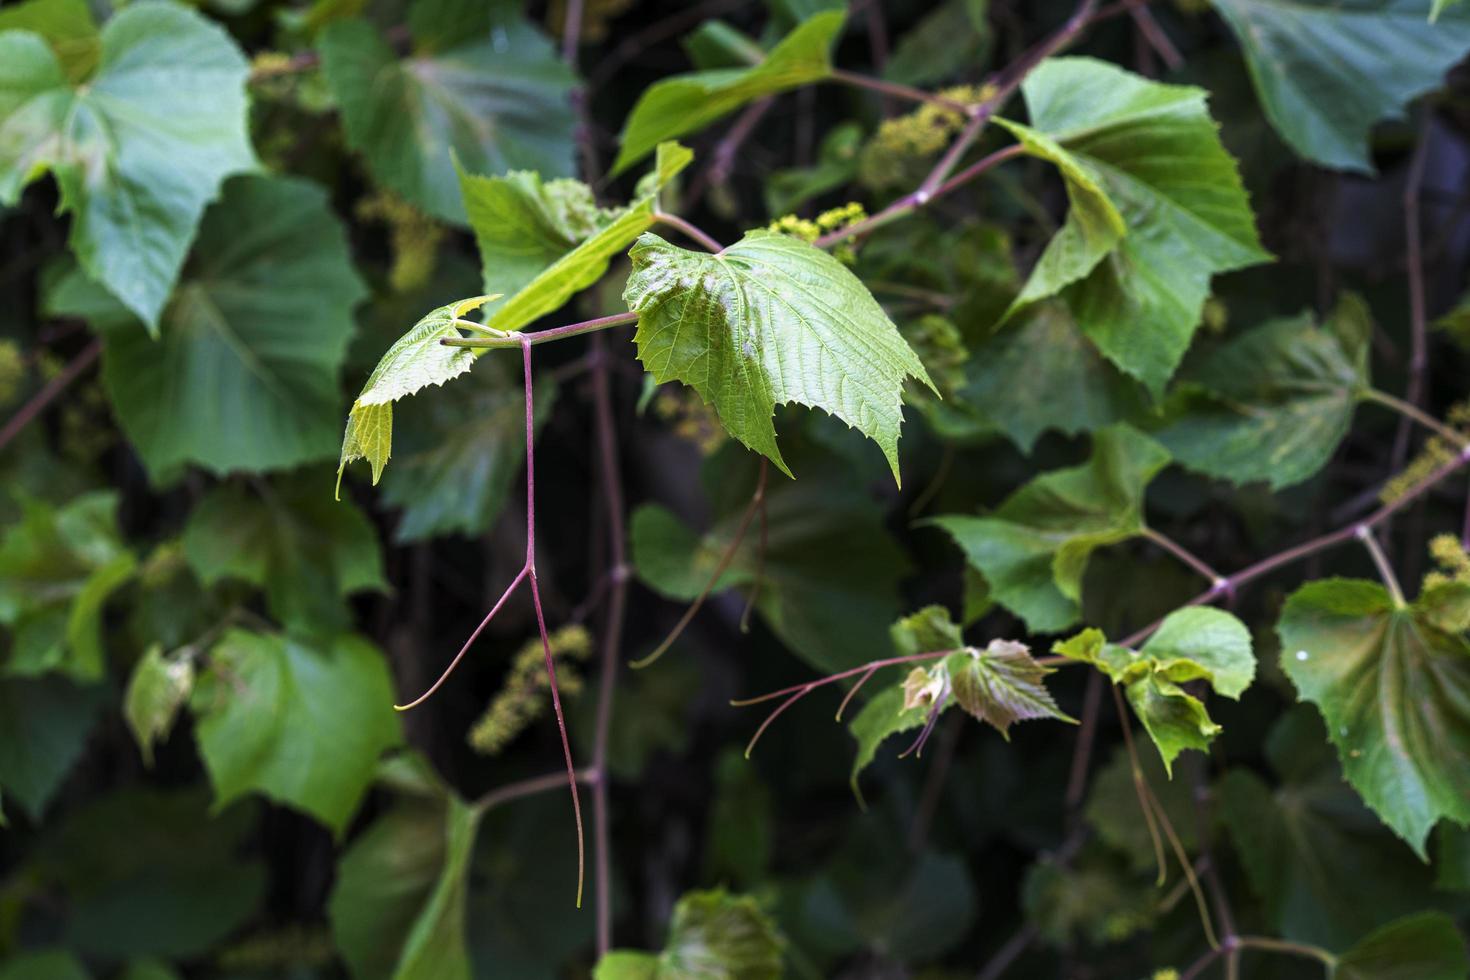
[652,211,725,253]
[1142,527,1227,590]
[0,338,101,455]
[1356,525,1405,606]
[441,311,638,350]
[1363,388,1466,448]
[829,68,978,114]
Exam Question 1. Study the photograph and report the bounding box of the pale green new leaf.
[182,474,386,632]
[123,645,194,767]
[613,10,845,173]
[47,175,366,479]
[1056,607,1254,772]
[944,640,1076,738]
[320,9,577,222]
[190,630,402,835]
[0,491,135,681]
[929,425,1170,632]
[461,141,692,333]
[594,889,784,980]
[1211,0,1470,172]
[890,605,965,657]
[337,294,498,492]
[1333,912,1470,980]
[1278,578,1470,856]
[1002,57,1270,395]
[624,230,934,482]
[848,684,928,799]
[1155,295,1372,489]
[0,1,256,331]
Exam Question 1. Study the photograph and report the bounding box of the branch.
[652,212,726,253]
[0,338,102,455]
[441,311,637,350]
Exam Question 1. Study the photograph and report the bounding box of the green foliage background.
[0,0,1469,977]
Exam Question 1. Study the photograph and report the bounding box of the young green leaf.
[1333,911,1470,980]
[461,141,692,333]
[1155,295,1372,489]
[123,645,194,767]
[319,8,577,222]
[182,474,386,633]
[0,491,136,681]
[1211,0,1470,172]
[0,1,255,332]
[593,889,784,980]
[930,425,1170,632]
[613,10,845,173]
[943,640,1076,738]
[1056,607,1254,773]
[45,176,366,480]
[624,230,934,482]
[1000,57,1270,395]
[1278,577,1470,857]
[848,685,928,799]
[190,630,402,835]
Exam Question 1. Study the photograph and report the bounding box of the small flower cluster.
[356,191,446,294]
[768,202,868,264]
[467,624,593,755]
[1424,533,1470,590]
[859,85,990,188]
[653,386,727,455]
[1380,400,1470,504]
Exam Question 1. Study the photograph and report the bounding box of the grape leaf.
[1210,0,1470,172]
[380,359,555,543]
[182,473,386,633]
[337,294,500,492]
[0,1,255,332]
[1155,295,1372,489]
[0,951,89,980]
[1001,57,1270,395]
[1333,912,1470,980]
[593,890,784,980]
[883,0,992,87]
[613,10,845,173]
[1056,607,1254,773]
[848,685,926,800]
[0,0,98,80]
[0,674,102,819]
[123,645,194,767]
[0,491,136,681]
[46,175,367,480]
[630,444,909,674]
[1278,578,1470,856]
[943,640,1075,737]
[929,425,1170,632]
[460,141,692,333]
[330,763,481,980]
[624,230,934,482]
[319,6,577,222]
[190,630,402,835]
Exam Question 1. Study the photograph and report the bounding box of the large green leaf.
[0,0,99,80]
[0,674,102,819]
[182,473,386,632]
[1333,912,1470,980]
[47,175,367,479]
[0,491,135,681]
[630,444,909,674]
[1155,295,1372,489]
[190,630,402,834]
[594,890,784,980]
[930,425,1170,632]
[319,6,577,223]
[1210,0,1470,172]
[1220,708,1445,949]
[613,10,844,173]
[461,141,692,333]
[1001,57,1270,395]
[0,0,255,331]
[1278,578,1470,856]
[624,230,934,481]
[1056,607,1254,772]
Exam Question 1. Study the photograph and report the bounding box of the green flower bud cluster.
[467,624,593,755]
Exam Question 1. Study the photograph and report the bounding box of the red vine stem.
[0,338,101,455]
[652,211,726,253]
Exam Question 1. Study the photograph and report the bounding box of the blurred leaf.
[1002,57,1270,395]
[1278,578,1470,857]
[1085,747,1199,871]
[625,230,933,481]
[320,8,577,222]
[1210,0,1470,172]
[461,141,692,332]
[884,0,991,86]
[931,425,1170,632]
[123,645,194,766]
[613,11,845,173]
[764,122,863,216]
[183,472,386,631]
[0,1,255,330]
[0,675,101,819]
[0,0,98,80]
[191,629,402,834]
[595,889,784,980]
[1023,848,1158,946]
[0,491,135,681]
[704,750,774,887]
[0,951,89,980]
[47,175,366,479]
[1155,296,1372,489]
[1333,912,1470,979]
